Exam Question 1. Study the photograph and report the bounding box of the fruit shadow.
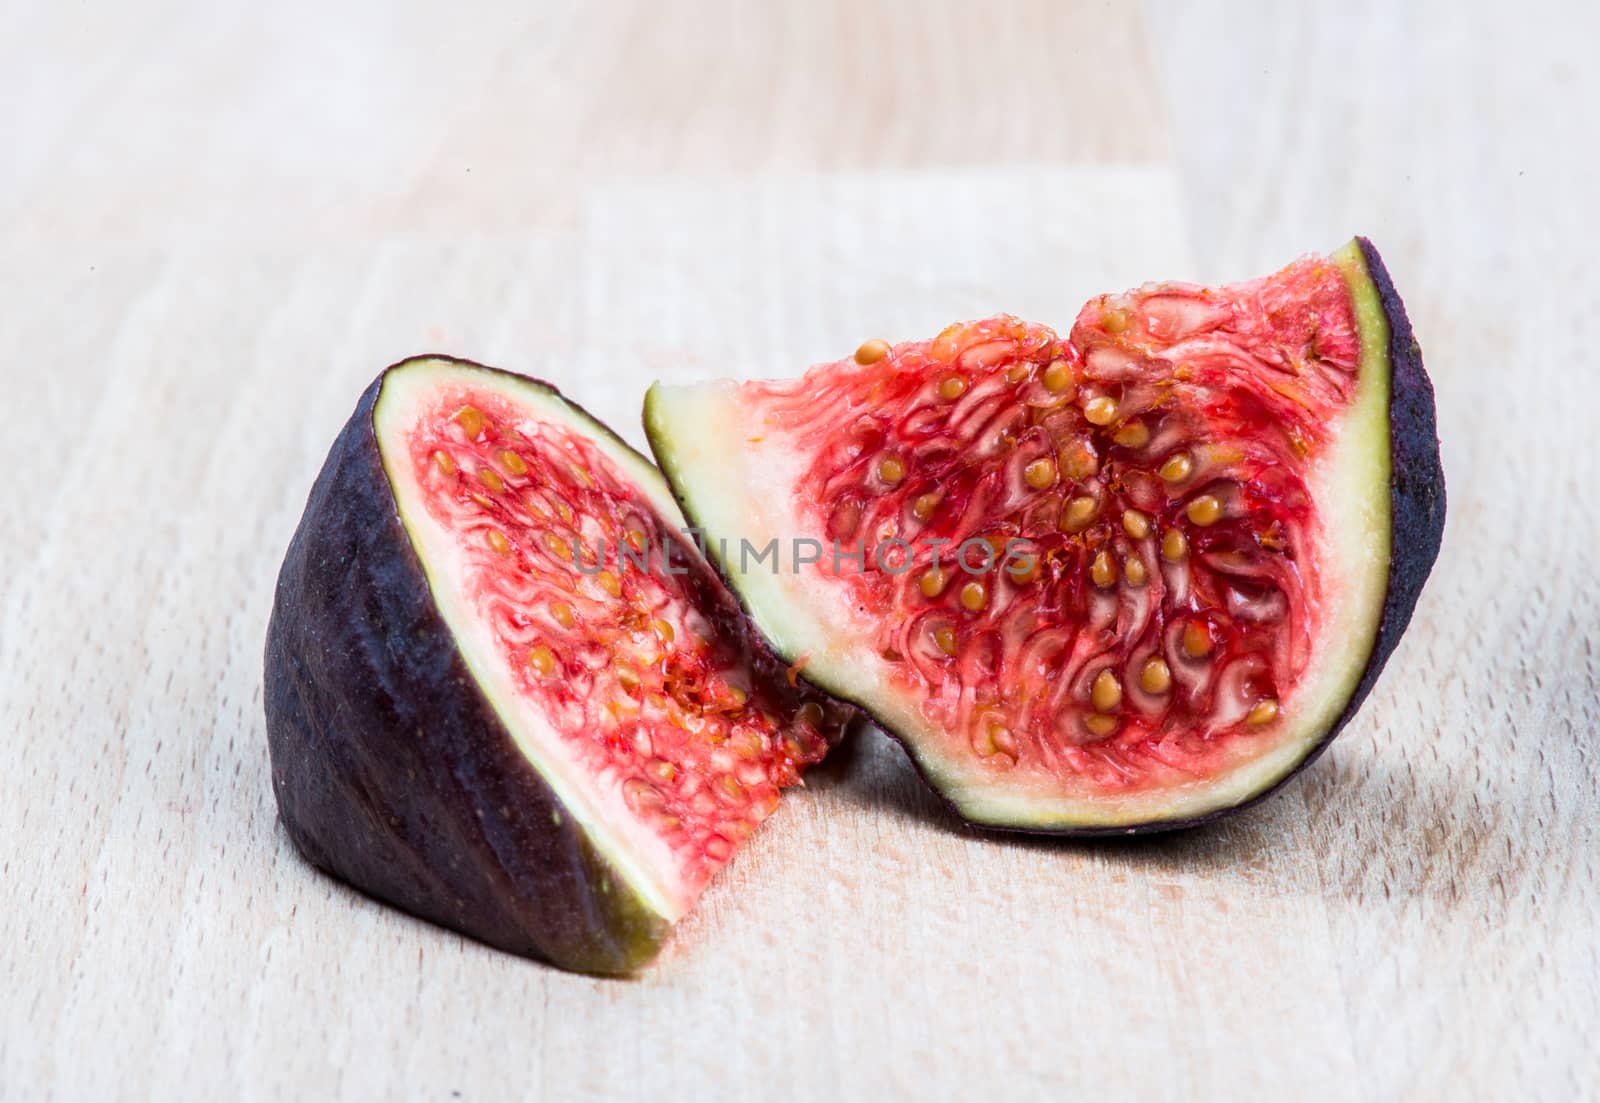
[819,722,1522,909]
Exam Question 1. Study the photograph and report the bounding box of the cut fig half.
[265,356,843,974]
[644,239,1445,833]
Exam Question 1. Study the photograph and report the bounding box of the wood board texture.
[2,1,1596,1099]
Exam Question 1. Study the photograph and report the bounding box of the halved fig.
[644,239,1444,832]
[265,356,844,974]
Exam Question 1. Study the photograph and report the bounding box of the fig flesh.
[644,239,1445,832]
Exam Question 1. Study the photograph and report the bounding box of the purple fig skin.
[264,357,669,975]
[647,239,1447,836]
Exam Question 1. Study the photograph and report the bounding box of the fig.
[265,356,844,974]
[643,239,1445,832]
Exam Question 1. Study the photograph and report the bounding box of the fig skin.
[1352,236,1447,693]
[264,359,668,975]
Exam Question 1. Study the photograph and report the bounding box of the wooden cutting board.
[3,2,1596,1099]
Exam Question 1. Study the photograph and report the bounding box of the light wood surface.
[4,2,1597,1099]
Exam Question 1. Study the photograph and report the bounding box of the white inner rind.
[376,358,692,917]
[645,240,1393,829]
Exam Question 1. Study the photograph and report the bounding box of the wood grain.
[3,1,1596,1099]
